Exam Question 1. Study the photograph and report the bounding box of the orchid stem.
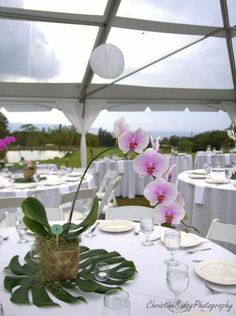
[65,147,115,237]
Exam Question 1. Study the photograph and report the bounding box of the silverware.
[133,229,141,235]
[90,221,99,233]
[205,283,236,295]
[0,235,9,241]
[150,236,161,242]
[187,247,212,254]
[192,259,203,263]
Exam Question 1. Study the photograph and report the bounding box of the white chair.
[0,197,26,227]
[59,187,97,220]
[96,169,119,207]
[206,218,236,246]
[98,176,121,216]
[105,205,157,223]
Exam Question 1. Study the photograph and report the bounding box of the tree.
[0,111,9,136]
[98,128,115,147]
[20,124,39,132]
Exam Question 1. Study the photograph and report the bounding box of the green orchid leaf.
[47,283,86,304]
[4,276,22,293]
[66,197,98,238]
[23,216,50,237]
[22,197,51,229]
[31,286,59,307]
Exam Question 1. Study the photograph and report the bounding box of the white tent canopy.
[0,0,235,166]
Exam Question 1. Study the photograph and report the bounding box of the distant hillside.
[9,123,192,138]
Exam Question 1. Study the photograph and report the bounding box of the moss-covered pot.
[24,168,36,181]
[35,237,80,281]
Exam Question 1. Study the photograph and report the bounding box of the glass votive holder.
[94,262,110,282]
[104,289,130,316]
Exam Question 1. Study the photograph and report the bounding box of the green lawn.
[40,147,195,169]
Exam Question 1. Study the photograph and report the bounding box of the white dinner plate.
[191,169,207,175]
[161,231,204,248]
[188,174,207,179]
[66,172,83,177]
[43,179,63,186]
[195,260,236,285]
[205,178,228,184]
[13,182,37,189]
[64,176,81,182]
[99,220,134,233]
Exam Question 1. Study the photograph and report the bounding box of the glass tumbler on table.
[166,263,189,313]
[164,230,181,266]
[15,218,28,244]
[140,217,154,246]
[104,289,130,316]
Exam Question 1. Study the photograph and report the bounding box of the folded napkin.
[194,184,206,204]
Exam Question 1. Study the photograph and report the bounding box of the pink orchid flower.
[150,135,160,152]
[154,202,185,225]
[118,127,149,154]
[144,178,178,206]
[114,117,129,138]
[163,164,176,183]
[133,148,169,177]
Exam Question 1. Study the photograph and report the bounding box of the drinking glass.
[164,230,181,266]
[166,263,189,313]
[0,303,4,316]
[94,262,110,282]
[225,168,232,182]
[15,218,28,243]
[104,289,130,316]
[140,217,154,246]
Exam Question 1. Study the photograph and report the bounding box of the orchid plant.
[114,117,194,230]
[0,135,16,151]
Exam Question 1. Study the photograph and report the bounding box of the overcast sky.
[0,0,235,134]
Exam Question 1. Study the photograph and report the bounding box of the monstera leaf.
[4,246,137,307]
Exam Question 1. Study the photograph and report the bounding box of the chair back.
[98,169,119,193]
[206,218,236,246]
[60,187,97,206]
[98,176,121,216]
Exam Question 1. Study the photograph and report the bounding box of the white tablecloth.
[194,153,236,169]
[93,155,193,198]
[0,173,94,221]
[0,224,235,316]
[177,171,236,254]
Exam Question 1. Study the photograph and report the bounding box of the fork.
[0,235,9,241]
[205,283,236,295]
[187,247,212,254]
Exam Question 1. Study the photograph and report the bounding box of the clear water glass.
[15,218,28,244]
[225,168,232,181]
[164,230,181,266]
[166,263,189,313]
[104,289,130,316]
[94,262,110,282]
[140,217,154,246]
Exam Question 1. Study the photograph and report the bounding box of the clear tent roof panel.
[0,18,98,83]
[227,0,236,26]
[0,0,108,15]
[92,29,233,89]
[117,0,223,27]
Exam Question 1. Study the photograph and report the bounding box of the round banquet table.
[0,223,236,316]
[0,173,94,221]
[92,154,193,198]
[177,171,236,254]
[194,152,236,169]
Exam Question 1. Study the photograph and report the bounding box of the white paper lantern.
[89,43,125,79]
